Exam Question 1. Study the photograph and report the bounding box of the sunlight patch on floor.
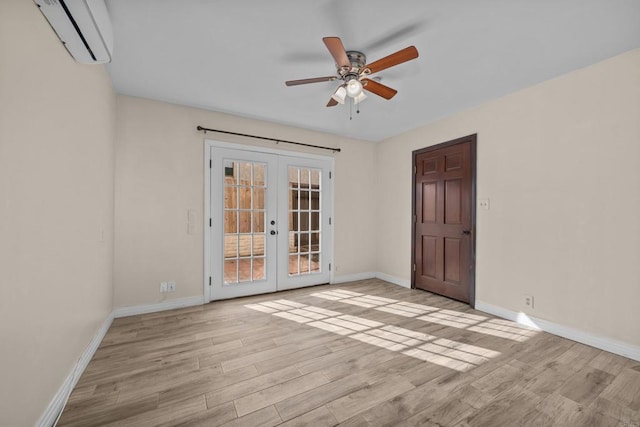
[311,290,539,342]
[245,299,504,372]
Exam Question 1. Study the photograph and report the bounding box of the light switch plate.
[479,199,490,210]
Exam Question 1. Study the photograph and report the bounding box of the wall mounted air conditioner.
[33,0,113,64]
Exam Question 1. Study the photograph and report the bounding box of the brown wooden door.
[413,136,475,304]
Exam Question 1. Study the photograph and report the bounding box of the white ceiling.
[105,0,640,142]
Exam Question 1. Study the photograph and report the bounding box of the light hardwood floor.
[58,279,640,426]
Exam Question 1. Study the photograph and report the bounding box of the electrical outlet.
[167,282,176,292]
[524,294,534,309]
[160,282,168,292]
[479,199,490,210]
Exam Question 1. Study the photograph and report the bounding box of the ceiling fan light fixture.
[345,79,363,98]
[331,86,347,104]
[353,92,367,105]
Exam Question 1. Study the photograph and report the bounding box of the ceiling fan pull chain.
[349,97,353,120]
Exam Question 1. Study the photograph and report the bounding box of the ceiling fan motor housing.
[341,51,368,82]
[346,51,367,69]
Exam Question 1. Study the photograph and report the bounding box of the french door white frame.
[204,139,335,302]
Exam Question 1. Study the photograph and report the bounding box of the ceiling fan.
[285,37,419,107]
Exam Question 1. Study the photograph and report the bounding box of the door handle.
[270,230,278,235]
[462,229,471,235]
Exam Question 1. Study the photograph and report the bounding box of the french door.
[210,146,332,301]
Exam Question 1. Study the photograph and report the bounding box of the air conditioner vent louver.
[33,0,113,64]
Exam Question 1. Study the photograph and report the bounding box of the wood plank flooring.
[58,279,640,426]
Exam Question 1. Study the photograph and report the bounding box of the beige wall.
[377,49,640,347]
[0,1,116,425]
[114,96,377,308]
[2,2,636,421]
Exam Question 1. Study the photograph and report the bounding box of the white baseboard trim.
[113,296,205,318]
[37,312,114,427]
[39,295,207,425]
[476,300,640,362]
[331,271,411,288]
[331,271,376,284]
[375,272,411,288]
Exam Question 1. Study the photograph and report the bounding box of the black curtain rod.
[196,126,341,153]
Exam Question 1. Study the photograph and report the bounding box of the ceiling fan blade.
[285,76,337,86]
[323,37,351,69]
[365,46,419,75]
[327,97,339,107]
[362,79,398,99]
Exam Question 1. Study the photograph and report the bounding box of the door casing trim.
[410,134,477,307]
[204,139,335,303]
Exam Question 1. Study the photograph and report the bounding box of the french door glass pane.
[288,166,321,276]
[223,160,267,284]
